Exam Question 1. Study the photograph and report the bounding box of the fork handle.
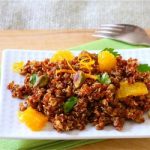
[141,38,150,46]
[105,37,150,47]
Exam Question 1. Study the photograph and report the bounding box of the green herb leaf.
[137,64,150,72]
[102,48,120,57]
[30,74,38,85]
[23,95,29,99]
[100,73,111,84]
[97,73,111,84]
[96,75,101,82]
[63,96,78,113]
[148,110,150,118]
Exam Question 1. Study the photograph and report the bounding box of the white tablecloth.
[0,0,149,29]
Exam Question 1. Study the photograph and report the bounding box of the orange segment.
[18,107,48,131]
[98,51,117,72]
[12,61,24,73]
[50,50,74,62]
[117,81,148,98]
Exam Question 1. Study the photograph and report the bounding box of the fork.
[93,24,150,46]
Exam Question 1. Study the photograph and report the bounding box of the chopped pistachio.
[73,71,85,88]
[34,75,49,88]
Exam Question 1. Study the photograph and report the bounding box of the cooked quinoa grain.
[7,50,150,132]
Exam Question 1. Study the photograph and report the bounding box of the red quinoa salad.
[7,49,150,132]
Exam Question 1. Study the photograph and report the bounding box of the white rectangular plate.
[0,48,150,140]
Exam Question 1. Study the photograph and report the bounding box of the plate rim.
[1,48,150,139]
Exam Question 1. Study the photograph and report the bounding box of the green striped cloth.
[0,39,147,150]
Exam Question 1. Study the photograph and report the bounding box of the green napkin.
[0,39,148,150]
[71,39,146,50]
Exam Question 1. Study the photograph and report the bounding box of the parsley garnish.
[29,74,38,85]
[24,95,29,99]
[96,75,101,82]
[63,97,78,113]
[138,64,150,72]
[102,48,120,57]
[97,73,111,84]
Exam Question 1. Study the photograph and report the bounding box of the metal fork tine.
[100,24,125,29]
[92,34,111,39]
[94,30,120,36]
[96,27,123,33]
[93,24,150,46]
